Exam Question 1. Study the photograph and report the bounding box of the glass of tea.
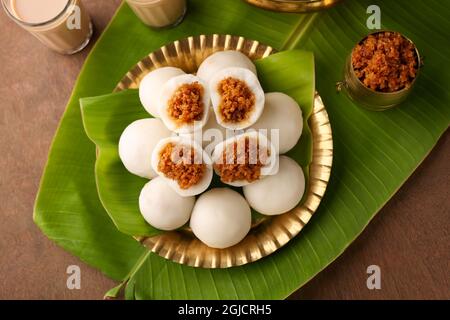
[2,0,93,54]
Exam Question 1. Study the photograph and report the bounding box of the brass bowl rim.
[252,0,338,2]
[114,34,333,268]
[243,0,344,13]
[349,30,422,96]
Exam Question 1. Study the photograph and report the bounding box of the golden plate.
[243,0,344,13]
[115,34,333,268]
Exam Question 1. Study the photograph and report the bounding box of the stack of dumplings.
[118,51,305,249]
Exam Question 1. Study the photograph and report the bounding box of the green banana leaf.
[34,0,450,299]
[80,50,314,237]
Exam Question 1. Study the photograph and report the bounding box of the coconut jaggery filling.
[218,77,255,123]
[214,137,269,183]
[168,82,204,124]
[352,32,418,92]
[158,143,205,189]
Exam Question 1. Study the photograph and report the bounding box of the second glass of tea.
[125,0,187,29]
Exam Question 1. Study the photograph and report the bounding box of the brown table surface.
[0,0,448,300]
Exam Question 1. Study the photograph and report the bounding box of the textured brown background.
[0,0,448,300]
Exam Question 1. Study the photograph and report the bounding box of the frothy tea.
[12,0,69,24]
[7,0,92,54]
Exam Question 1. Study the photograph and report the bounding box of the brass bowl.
[115,34,333,268]
[243,0,343,13]
[339,30,422,111]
